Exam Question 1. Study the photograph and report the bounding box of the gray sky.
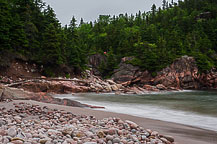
[43,0,177,26]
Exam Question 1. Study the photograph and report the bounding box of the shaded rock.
[113,137,121,143]
[88,54,107,76]
[106,135,113,141]
[112,57,141,84]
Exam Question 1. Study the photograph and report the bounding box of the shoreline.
[55,91,217,133]
[1,100,216,144]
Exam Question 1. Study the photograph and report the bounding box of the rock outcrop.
[16,81,90,94]
[1,56,216,96]
[84,70,123,93]
[88,54,107,76]
[151,56,217,90]
[112,56,217,91]
[0,84,87,107]
[152,56,199,89]
[111,57,141,84]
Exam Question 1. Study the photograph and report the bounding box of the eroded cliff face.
[152,56,216,90]
[153,56,199,89]
[111,56,217,90]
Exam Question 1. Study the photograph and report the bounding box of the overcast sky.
[43,0,177,26]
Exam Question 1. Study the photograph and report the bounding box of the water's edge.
[54,90,217,132]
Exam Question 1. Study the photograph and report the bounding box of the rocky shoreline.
[0,100,175,144]
[0,55,216,144]
[1,56,216,96]
[1,56,217,109]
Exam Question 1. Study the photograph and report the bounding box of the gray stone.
[113,137,121,143]
[106,135,113,141]
[8,127,17,137]
[107,140,112,144]
[131,129,137,134]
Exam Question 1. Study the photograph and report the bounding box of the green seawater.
[55,90,217,131]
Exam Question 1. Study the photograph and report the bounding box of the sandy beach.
[1,100,216,144]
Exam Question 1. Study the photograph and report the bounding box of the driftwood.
[6,76,89,87]
[6,80,31,87]
[20,76,87,83]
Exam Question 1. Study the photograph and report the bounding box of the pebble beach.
[0,100,217,144]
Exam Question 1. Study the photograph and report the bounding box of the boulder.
[111,85,119,91]
[106,79,116,85]
[156,84,167,90]
[111,57,141,84]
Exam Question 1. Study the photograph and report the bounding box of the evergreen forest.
[0,0,217,77]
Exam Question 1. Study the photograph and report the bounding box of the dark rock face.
[111,57,141,84]
[88,54,107,76]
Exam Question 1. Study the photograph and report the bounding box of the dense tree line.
[0,0,217,77]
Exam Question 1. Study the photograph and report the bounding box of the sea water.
[54,90,217,132]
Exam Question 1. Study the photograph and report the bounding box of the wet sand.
[1,100,217,144]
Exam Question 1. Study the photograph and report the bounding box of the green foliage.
[0,0,216,77]
[99,50,118,78]
[193,52,215,72]
[0,0,11,52]
[43,67,55,77]
[65,73,70,79]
